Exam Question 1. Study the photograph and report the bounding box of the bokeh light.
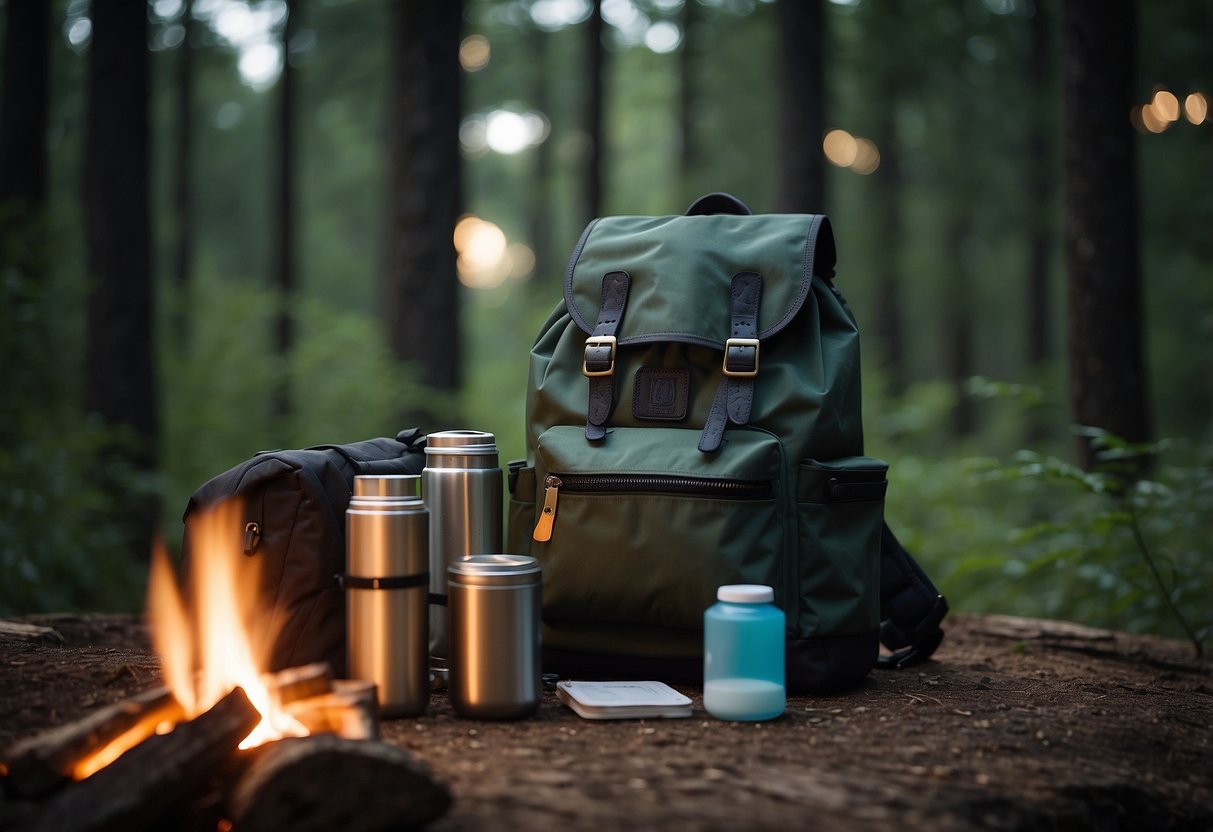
[460,35,490,72]
[1184,92,1208,125]
[823,129,880,175]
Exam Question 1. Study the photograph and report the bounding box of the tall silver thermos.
[344,474,430,717]
[423,430,503,681]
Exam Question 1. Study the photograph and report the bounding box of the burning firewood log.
[284,679,380,741]
[26,686,260,832]
[229,734,452,832]
[1,685,184,798]
[264,662,334,710]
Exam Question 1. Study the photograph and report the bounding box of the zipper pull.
[532,475,562,542]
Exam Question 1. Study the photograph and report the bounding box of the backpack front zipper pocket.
[530,425,787,633]
[533,473,771,542]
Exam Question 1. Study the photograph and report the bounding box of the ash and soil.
[0,613,1209,831]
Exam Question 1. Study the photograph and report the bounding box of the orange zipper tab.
[532,475,562,542]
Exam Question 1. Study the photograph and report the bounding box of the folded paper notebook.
[556,680,693,720]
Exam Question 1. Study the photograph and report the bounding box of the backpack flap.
[559,211,839,452]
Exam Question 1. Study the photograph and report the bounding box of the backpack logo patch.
[633,368,689,421]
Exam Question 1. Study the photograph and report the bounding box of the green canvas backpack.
[506,193,947,692]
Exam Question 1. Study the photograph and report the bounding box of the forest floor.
[0,612,1209,831]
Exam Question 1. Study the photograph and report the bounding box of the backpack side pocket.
[795,457,887,639]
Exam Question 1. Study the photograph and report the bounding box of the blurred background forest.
[0,0,1209,651]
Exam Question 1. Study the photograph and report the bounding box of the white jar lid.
[717,584,774,604]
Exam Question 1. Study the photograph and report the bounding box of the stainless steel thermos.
[344,474,430,717]
[447,555,542,719]
[422,430,503,678]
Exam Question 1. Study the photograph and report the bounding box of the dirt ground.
[0,612,1210,831]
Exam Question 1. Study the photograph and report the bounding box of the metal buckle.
[582,335,618,377]
[722,338,760,377]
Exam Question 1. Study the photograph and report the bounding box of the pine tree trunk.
[528,20,552,285]
[585,0,605,221]
[0,0,49,218]
[775,0,825,213]
[678,0,699,205]
[274,0,299,425]
[83,0,157,559]
[0,0,51,445]
[869,4,906,395]
[1060,0,1151,468]
[384,1,463,409]
[172,0,195,345]
[1025,2,1055,369]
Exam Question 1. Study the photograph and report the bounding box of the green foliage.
[159,272,450,549]
[0,417,153,615]
[876,383,1212,655]
[982,432,1210,656]
[0,211,149,615]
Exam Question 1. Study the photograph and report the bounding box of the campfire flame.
[148,499,307,750]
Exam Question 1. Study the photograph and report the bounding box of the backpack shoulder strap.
[878,522,948,668]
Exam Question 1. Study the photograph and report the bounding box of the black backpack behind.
[181,429,427,674]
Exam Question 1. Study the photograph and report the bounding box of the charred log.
[229,734,451,831]
[28,686,259,832]
[1,686,182,798]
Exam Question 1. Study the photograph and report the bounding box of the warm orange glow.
[851,138,881,175]
[71,706,184,780]
[460,34,490,72]
[1151,89,1180,122]
[823,128,879,175]
[454,215,511,288]
[147,500,307,753]
[823,129,859,167]
[1185,92,1208,124]
[1140,103,1169,134]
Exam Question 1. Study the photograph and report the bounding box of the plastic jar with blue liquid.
[703,584,786,721]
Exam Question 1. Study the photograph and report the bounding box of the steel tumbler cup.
[423,430,503,679]
[448,554,542,720]
[344,474,430,718]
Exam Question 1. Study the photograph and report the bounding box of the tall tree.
[0,0,50,222]
[384,1,463,413]
[867,2,907,394]
[171,0,195,344]
[274,0,299,425]
[84,1,156,558]
[528,17,552,286]
[678,0,700,205]
[585,0,605,221]
[1025,2,1056,370]
[0,0,51,443]
[1060,0,1151,468]
[775,0,826,212]
[940,4,978,438]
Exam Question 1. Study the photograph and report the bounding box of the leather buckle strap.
[698,272,763,453]
[723,337,760,377]
[585,271,631,441]
[582,335,618,377]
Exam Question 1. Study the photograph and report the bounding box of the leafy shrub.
[876,379,1211,654]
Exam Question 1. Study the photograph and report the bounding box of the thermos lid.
[353,474,421,498]
[448,554,541,587]
[717,584,774,604]
[425,430,498,456]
